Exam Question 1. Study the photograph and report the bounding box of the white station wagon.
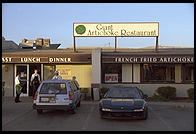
[33,80,81,114]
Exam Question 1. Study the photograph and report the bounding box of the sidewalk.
[2,96,34,104]
[148,101,194,108]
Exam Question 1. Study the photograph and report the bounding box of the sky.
[2,3,194,49]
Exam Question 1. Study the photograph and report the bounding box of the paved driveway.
[2,97,194,131]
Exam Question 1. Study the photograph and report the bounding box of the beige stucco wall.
[133,64,140,83]
[92,48,101,84]
[91,48,102,100]
[122,64,132,82]
[102,83,194,97]
[175,64,182,83]
[2,64,14,97]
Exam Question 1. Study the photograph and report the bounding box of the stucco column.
[133,64,140,83]
[91,48,102,100]
[175,64,182,83]
[122,64,132,82]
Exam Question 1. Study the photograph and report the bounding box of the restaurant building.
[2,37,92,97]
[2,45,194,99]
[99,47,194,99]
[2,22,194,100]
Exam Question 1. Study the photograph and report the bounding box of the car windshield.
[39,83,67,94]
[105,87,141,99]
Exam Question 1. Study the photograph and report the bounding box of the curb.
[148,102,194,108]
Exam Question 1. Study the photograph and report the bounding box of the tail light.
[34,91,38,100]
[69,91,72,100]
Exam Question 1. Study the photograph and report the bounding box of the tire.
[100,115,104,119]
[37,109,43,114]
[70,104,76,114]
[142,108,148,120]
[70,108,76,114]
[77,100,81,107]
[99,111,105,119]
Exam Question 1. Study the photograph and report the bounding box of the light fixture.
[3,65,8,72]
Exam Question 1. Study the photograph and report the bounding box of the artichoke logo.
[75,25,86,35]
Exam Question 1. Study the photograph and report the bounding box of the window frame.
[141,63,175,83]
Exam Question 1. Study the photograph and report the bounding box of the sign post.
[73,36,76,52]
[155,36,159,52]
[115,37,117,52]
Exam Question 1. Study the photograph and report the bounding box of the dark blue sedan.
[99,86,148,120]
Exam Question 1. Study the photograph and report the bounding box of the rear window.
[39,83,67,94]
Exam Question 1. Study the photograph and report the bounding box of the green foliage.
[187,88,194,100]
[151,93,169,101]
[155,86,176,100]
[101,87,110,95]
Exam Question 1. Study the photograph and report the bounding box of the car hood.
[101,98,145,110]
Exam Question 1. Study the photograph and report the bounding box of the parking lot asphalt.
[2,97,194,131]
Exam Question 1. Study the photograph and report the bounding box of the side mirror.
[143,94,148,99]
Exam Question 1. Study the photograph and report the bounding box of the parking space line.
[149,106,175,131]
[82,104,95,130]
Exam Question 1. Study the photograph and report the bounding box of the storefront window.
[43,64,56,80]
[142,64,175,83]
[183,64,194,83]
[102,64,122,83]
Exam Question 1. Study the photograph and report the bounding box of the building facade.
[2,46,194,99]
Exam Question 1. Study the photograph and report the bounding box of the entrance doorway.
[29,64,41,96]
[15,64,29,97]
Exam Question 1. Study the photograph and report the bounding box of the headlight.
[134,109,144,112]
[102,108,111,112]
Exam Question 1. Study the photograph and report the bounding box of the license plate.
[49,98,56,103]
[41,98,49,102]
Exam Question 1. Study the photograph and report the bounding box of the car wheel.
[77,100,81,107]
[70,108,76,114]
[37,109,43,114]
[99,111,105,119]
[100,115,104,119]
[70,105,76,114]
[142,108,148,120]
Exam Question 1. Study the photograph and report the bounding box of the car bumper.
[100,109,146,119]
[33,103,74,110]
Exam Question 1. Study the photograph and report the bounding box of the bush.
[100,87,110,96]
[155,86,176,100]
[187,88,194,100]
[151,93,169,101]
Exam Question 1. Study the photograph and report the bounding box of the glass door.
[15,64,29,97]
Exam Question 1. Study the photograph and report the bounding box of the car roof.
[111,86,138,90]
[41,79,71,83]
